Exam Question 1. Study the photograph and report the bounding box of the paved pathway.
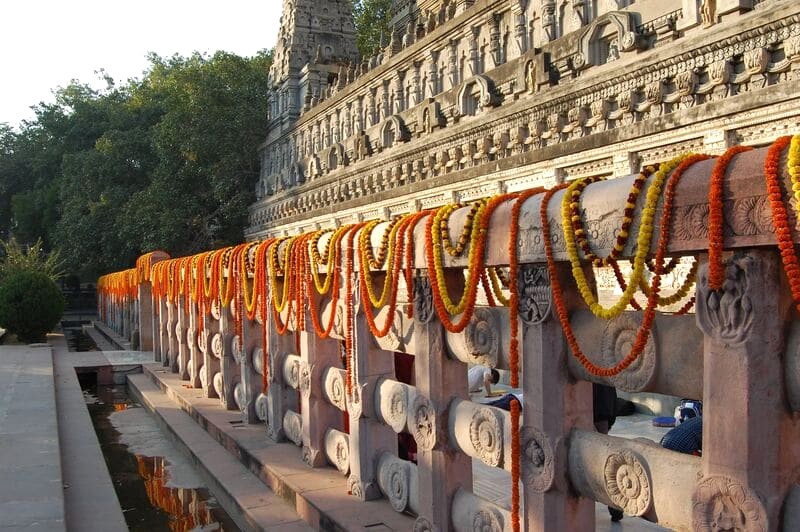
[0,344,66,531]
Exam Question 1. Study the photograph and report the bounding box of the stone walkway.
[0,344,66,531]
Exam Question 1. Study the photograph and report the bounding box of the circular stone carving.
[325,370,346,411]
[410,395,436,451]
[348,475,364,499]
[385,461,409,512]
[212,372,223,399]
[521,427,555,492]
[175,322,184,344]
[604,449,652,517]
[601,313,657,392]
[472,508,503,532]
[413,516,439,532]
[255,393,268,421]
[199,366,208,390]
[464,308,499,366]
[299,362,311,397]
[692,475,767,532]
[211,333,223,359]
[210,299,222,320]
[283,411,303,446]
[334,437,349,474]
[231,336,243,363]
[252,348,264,376]
[384,382,408,433]
[731,195,773,237]
[233,381,246,412]
[469,407,502,467]
[285,358,300,389]
[198,330,208,354]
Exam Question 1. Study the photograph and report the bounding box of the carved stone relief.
[521,426,555,492]
[233,381,246,412]
[379,458,411,512]
[604,449,652,517]
[252,347,264,376]
[283,410,303,446]
[255,392,269,421]
[324,368,347,411]
[211,333,223,359]
[601,313,657,392]
[212,371,224,399]
[299,361,312,397]
[469,406,503,467]
[410,394,437,450]
[696,254,756,347]
[518,264,552,324]
[381,380,409,433]
[692,475,767,532]
[413,273,435,324]
[413,516,437,532]
[472,508,504,531]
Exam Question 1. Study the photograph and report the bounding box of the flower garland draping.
[708,145,753,289]
[100,139,800,532]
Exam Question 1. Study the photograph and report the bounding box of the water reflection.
[84,384,239,531]
[137,455,227,532]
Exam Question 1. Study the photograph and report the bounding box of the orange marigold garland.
[764,136,800,311]
[426,193,518,333]
[708,145,753,290]
[544,154,708,376]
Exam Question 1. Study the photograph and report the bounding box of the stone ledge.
[132,365,415,531]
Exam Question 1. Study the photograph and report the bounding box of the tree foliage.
[0,50,272,279]
[352,0,393,57]
[0,237,64,283]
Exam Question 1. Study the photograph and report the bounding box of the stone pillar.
[167,301,178,372]
[155,296,168,363]
[176,296,190,380]
[138,283,154,353]
[347,312,398,500]
[265,316,299,442]
[694,250,789,528]
[521,263,595,532]
[187,300,203,388]
[411,272,472,530]
[298,327,345,467]
[239,304,263,424]
[218,301,240,411]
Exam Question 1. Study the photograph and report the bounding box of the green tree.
[352,0,393,57]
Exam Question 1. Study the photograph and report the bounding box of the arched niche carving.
[380,115,410,150]
[457,75,498,118]
[576,11,642,70]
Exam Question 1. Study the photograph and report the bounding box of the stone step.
[130,365,414,531]
[128,373,312,531]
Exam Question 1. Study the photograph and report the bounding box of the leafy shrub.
[0,271,65,343]
[0,237,64,283]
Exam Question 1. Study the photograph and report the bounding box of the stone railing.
[99,144,800,530]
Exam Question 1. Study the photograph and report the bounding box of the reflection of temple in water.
[136,455,224,532]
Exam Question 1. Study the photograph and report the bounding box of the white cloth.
[468,365,491,392]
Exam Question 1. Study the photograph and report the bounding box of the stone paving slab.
[134,365,415,531]
[129,372,313,532]
[0,344,66,531]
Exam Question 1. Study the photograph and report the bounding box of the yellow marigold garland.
[562,155,688,320]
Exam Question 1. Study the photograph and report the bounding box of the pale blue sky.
[1,0,281,127]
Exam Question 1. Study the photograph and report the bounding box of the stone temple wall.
[248,0,800,240]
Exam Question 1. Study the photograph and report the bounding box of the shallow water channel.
[83,383,240,531]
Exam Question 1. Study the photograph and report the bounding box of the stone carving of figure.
[526,60,537,94]
[701,0,716,28]
[607,38,620,63]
